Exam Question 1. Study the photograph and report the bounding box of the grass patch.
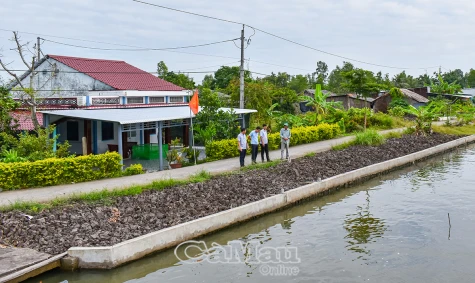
[0,170,213,214]
[333,130,387,151]
[433,125,475,136]
[332,141,354,151]
[240,160,281,172]
[354,130,386,146]
[304,152,316,157]
[383,131,403,139]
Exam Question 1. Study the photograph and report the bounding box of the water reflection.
[343,191,387,260]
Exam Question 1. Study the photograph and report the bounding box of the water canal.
[29,144,475,283]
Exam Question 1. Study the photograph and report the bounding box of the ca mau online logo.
[174,240,301,265]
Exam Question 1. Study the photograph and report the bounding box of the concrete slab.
[0,248,51,279]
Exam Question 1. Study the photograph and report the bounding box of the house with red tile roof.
[11,54,188,110]
[10,55,256,169]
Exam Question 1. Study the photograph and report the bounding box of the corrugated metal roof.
[41,106,256,125]
[400,88,429,103]
[373,88,429,103]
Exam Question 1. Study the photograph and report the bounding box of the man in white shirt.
[260,124,270,162]
[237,128,248,167]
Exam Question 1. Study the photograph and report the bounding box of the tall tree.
[157,61,169,78]
[201,74,214,89]
[442,69,465,87]
[327,61,355,94]
[466,69,475,88]
[0,86,20,134]
[315,61,329,86]
[288,74,309,94]
[213,66,251,90]
[156,61,195,89]
[417,74,432,87]
[392,71,418,89]
[342,69,382,129]
[0,32,46,130]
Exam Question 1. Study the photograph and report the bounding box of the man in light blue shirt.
[280,123,291,160]
[249,126,261,164]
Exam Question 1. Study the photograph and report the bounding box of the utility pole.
[239,24,245,109]
[37,37,41,63]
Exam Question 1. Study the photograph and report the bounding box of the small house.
[372,88,429,113]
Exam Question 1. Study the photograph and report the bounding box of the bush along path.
[0,133,460,255]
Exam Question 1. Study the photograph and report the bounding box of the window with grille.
[127,97,144,104]
[149,96,165,103]
[169,96,184,103]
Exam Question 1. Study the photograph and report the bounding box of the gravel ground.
[0,133,459,255]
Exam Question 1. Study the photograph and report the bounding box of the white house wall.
[15,58,114,98]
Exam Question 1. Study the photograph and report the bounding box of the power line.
[175,61,240,72]
[0,28,240,60]
[248,26,440,70]
[132,0,441,70]
[131,0,243,25]
[41,37,239,51]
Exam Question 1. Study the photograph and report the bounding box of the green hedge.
[0,152,123,190]
[206,123,341,160]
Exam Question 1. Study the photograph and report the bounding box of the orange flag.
[189,90,199,115]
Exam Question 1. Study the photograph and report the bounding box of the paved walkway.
[0,129,404,207]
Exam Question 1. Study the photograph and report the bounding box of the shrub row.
[0,152,124,190]
[206,123,341,160]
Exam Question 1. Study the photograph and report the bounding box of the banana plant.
[405,105,439,135]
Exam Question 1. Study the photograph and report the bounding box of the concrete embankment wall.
[68,135,475,269]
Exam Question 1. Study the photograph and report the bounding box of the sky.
[1,0,475,84]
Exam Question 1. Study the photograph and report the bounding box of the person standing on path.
[249,126,261,164]
[280,123,291,160]
[260,124,270,162]
[237,128,248,167]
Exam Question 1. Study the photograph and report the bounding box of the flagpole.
[189,90,197,165]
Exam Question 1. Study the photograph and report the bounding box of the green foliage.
[183,147,199,163]
[0,126,71,161]
[195,88,240,142]
[0,149,26,163]
[383,131,403,139]
[466,69,475,88]
[369,113,395,129]
[429,74,462,94]
[0,86,20,133]
[157,61,195,89]
[392,71,419,88]
[212,66,251,90]
[388,106,407,118]
[327,61,355,94]
[405,105,438,135]
[122,164,144,176]
[0,152,123,190]
[206,124,341,160]
[403,127,416,135]
[166,138,183,164]
[288,74,309,94]
[433,125,475,136]
[354,130,386,146]
[298,84,342,120]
